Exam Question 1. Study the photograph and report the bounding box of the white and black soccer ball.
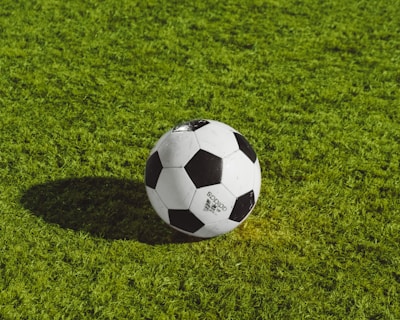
[145,119,261,238]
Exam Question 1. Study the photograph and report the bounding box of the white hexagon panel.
[157,131,200,168]
[145,187,170,224]
[155,168,196,209]
[194,122,239,158]
[193,219,240,238]
[221,150,255,198]
[207,120,238,134]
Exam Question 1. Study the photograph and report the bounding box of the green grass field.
[1,0,400,318]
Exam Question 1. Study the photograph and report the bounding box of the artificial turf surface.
[1,0,400,318]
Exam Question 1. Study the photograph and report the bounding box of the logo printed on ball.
[203,191,227,215]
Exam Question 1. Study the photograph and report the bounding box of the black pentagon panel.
[234,132,257,163]
[173,119,210,132]
[145,152,163,189]
[184,150,222,188]
[229,190,255,222]
[169,209,205,233]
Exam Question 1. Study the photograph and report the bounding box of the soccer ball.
[145,119,261,238]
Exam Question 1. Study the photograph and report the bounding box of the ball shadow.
[20,177,202,245]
